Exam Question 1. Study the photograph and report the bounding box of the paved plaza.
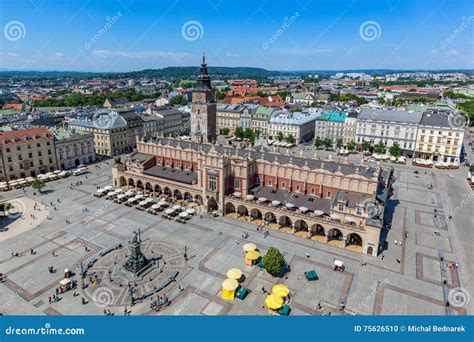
[0,159,472,316]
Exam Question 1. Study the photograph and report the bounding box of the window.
[234,179,241,189]
[338,204,344,211]
[357,207,362,216]
[296,185,300,192]
[326,191,331,199]
[281,182,286,189]
[208,175,217,191]
[267,180,272,186]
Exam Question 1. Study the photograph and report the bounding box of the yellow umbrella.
[222,278,239,291]
[226,268,243,280]
[272,284,290,298]
[265,294,284,310]
[242,243,257,252]
[245,250,260,261]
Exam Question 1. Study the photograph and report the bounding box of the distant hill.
[0,66,283,80]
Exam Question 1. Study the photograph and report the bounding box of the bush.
[262,247,285,276]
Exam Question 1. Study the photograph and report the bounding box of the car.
[72,167,89,176]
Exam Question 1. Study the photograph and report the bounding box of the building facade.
[67,111,129,156]
[52,128,96,170]
[315,111,347,143]
[267,109,318,143]
[356,108,422,157]
[0,127,57,181]
[414,110,465,162]
[112,137,393,256]
[342,111,358,145]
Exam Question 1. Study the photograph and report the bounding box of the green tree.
[262,247,285,276]
[169,95,188,105]
[336,139,343,148]
[347,141,356,152]
[219,128,230,135]
[216,91,226,101]
[374,142,386,154]
[31,179,46,193]
[314,137,323,148]
[362,141,371,152]
[276,132,284,142]
[234,127,244,139]
[323,138,333,149]
[285,134,295,144]
[389,143,402,157]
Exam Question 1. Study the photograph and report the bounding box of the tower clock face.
[195,93,203,100]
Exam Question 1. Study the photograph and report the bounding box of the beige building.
[216,104,245,134]
[0,127,57,181]
[67,111,129,156]
[52,128,96,170]
[414,110,465,162]
[112,137,394,256]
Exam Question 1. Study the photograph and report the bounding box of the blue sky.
[0,0,472,71]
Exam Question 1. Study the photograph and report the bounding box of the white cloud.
[92,50,191,59]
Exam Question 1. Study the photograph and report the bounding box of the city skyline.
[1,0,473,72]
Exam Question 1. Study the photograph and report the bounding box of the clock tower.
[190,53,216,143]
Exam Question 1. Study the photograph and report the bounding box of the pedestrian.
[306,253,310,258]
[48,296,52,304]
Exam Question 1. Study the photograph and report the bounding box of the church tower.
[190,53,216,143]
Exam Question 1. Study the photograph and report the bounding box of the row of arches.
[117,176,219,211]
[224,202,363,247]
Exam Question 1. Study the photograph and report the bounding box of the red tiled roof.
[2,103,22,110]
[0,127,52,145]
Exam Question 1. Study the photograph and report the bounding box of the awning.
[258,197,267,202]
[173,205,182,211]
[345,216,356,223]
[179,211,189,218]
[165,208,175,215]
[334,260,344,267]
[139,201,148,206]
[222,278,239,291]
[271,200,281,207]
[242,243,257,252]
[233,192,242,197]
[265,294,284,310]
[285,203,295,208]
[314,210,324,216]
[97,189,105,194]
[117,194,126,200]
[104,186,112,191]
[151,204,160,210]
[186,208,195,215]
[226,268,243,280]
[246,194,254,200]
[245,250,260,261]
[114,189,124,194]
[299,207,308,212]
[272,284,289,298]
[127,198,136,203]
[330,213,341,220]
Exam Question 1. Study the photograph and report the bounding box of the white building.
[267,109,319,143]
[355,108,422,157]
[414,110,465,162]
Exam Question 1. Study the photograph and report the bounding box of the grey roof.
[358,108,422,124]
[130,152,154,163]
[332,189,372,208]
[148,137,376,179]
[68,112,127,129]
[250,186,331,214]
[420,110,466,129]
[143,165,197,185]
